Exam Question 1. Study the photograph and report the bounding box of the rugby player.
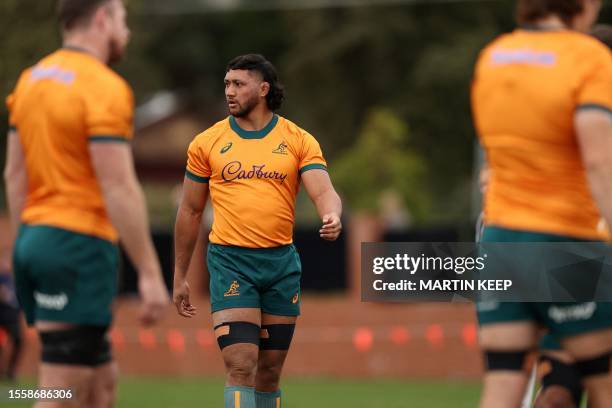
[4,0,169,406]
[173,54,342,408]
[471,0,612,406]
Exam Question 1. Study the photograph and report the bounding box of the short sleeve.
[6,69,29,129]
[6,93,16,129]
[86,79,134,143]
[185,136,211,183]
[299,132,327,175]
[576,46,612,114]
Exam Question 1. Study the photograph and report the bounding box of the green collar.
[62,45,92,55]
[229,114,278,139]
[519,24,566,32]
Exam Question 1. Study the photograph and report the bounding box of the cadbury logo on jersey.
[222,161,288,184]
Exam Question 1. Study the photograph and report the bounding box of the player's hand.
[319,213,342,241]
[138,273,170,326]
[173,278,197,318]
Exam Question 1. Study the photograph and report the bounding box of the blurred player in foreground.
[531,23,612,408]
[477,22,612,408]
[4,0,169,406]
[173,54,342,408]
[472,0,612,406]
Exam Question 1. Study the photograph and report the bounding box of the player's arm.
[3,128,27,241]
[89,142,169,325]
[173,177,208,318]
[302,169,343,241]
[576,108,612,226]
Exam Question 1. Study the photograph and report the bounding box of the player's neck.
[233,108,275,131]
[62,31,109,64]
[529,15,568,31]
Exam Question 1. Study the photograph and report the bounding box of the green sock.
[224,386,256,408]
[255,390,281,408]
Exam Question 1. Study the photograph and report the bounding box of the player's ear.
[91,3,116,31]
[260,81,270,98]
[91,3,112,32]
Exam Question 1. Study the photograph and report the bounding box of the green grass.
[0,377,481,407]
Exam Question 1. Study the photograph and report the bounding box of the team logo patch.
[291,292,299,304]
[220,142,233,154]
[272,141,288,155]
[224,281,240,297]
[34,291,68,310]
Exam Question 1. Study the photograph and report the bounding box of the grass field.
[1,377,481,407]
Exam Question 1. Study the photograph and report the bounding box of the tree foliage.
[332,108,428,218]
[5,1,607,224]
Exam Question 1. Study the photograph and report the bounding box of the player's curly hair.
[227,54,285,112]
[57,0,113,30]
[516,0,584,27]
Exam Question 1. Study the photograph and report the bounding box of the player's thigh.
[543,301,612,357]
[561,329,612,361]
[477,302,539,350]
[260,314,297,351]
[213,308,261,368]
[38,357,94,408]
[258,314,297,366]
[212,308,261,327]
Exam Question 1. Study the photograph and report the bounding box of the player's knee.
[483,349,535,373]
[256,359,283,387]
[90,363,118,408]
[535,386,576,408]
[225,354,258,384]
[39,326,111,366]
[100,363,119,394]
[260,324,295,351]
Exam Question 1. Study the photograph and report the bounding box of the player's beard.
[232,93,260,118]
[107,37,125,65]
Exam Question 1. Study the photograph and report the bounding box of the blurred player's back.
[473,29,610,239]
[8,48,133,241]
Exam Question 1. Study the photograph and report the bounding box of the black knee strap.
[539,354,583,406]
[214,321,260,350]
[260,324,295,350]
[484,350,535,372]
[574,352,611,379]
[39,326,111,367]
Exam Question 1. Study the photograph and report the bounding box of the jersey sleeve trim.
[185,170,210,183]
[299,163,328,175]
[89,135,130,143]
[577,104,612,116]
